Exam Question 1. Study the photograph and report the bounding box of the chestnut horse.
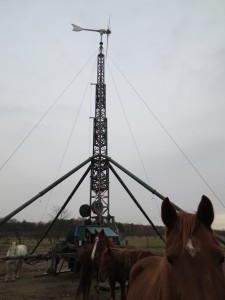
[76,229,115,300]
[99,247,155,300]
[127,195,225,300]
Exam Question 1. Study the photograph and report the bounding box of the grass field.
[120,236,165,255]
[0,235,165,257]
[1,233,225,259]
[0,238,53,257]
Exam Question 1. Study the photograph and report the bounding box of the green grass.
[0,238,53,257]
[120,236,165,255]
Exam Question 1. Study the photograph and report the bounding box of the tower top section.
[71,23,111,58]
[72,24,111,35]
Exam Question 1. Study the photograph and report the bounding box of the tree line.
[0,218,224,242]
[0,217,164,241]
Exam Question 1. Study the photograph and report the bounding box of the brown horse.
[127,195,225,300]
[99,247,155,300]
[76,229,115,300]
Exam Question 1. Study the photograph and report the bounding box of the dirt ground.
[0,259,120,300]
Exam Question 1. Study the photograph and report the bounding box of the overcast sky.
[0,0,225,230]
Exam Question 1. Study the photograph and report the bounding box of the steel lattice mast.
[71,24,112,225]
[90,35,110,224]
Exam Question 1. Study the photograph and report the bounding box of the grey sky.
[0,0,225,229]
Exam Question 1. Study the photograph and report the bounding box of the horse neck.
[109,248,140,273]
[146,258,173,300]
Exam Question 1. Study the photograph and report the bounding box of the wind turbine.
[71,23,111,57]
[71,24,111,35]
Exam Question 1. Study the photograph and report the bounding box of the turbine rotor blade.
[71,24,83,32]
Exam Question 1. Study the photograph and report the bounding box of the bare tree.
[48,205,71,221]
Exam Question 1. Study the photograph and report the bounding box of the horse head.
[91,229,114,261]
[8,242,18,256]
[161,195,225,299]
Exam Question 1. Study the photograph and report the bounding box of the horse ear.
[161,197,177,230]
[196,195,214,229]
[101,229,105,234]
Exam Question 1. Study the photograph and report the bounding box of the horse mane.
[173,212,196,252]
[97,229,114,247]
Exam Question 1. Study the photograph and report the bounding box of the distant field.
[122,234,225,255]
[1,234,224,258]
[0,238,53,257]
[0,236,165,257]
[120,236,165,255]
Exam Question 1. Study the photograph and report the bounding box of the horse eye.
[167,255,174,264]
[219,255,224,264]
